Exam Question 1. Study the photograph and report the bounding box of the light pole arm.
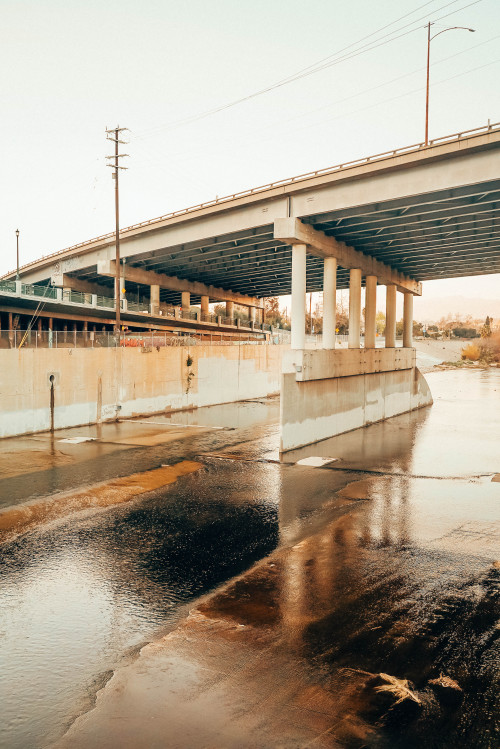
[424,24,475,146]
[430,25,475,42]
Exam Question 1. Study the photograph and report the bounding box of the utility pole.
[106,126,129,338]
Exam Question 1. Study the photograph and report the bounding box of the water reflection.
[1,370,499,748]
[200,478,499,747]
[1,463,280,749]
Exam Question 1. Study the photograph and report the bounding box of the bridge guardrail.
[22,283,58,300]
[0,280,17,293]
[0,283,267,331]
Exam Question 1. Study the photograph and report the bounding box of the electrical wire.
[126,55,500,219]
[134,0,482,139]
[128,33,499,180]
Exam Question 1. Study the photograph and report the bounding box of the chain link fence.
[0,330,274,349]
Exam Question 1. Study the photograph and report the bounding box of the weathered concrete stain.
[0,345,284,439]
[280,349,433,451]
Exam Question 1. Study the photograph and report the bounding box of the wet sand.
[52,369,500,749]
[0,461,202,543]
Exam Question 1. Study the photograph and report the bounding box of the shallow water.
[1,370,499,748]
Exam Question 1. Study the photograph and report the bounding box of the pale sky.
[1,0,499,312]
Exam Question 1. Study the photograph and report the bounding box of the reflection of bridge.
[4,123,500,448]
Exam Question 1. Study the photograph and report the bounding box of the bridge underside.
[4,125,499,448]
[61,177,500,304]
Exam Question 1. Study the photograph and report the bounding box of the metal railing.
[4,121,499,277]
[22,283,58,299]
[0,330,273,349]
[126,300,150,313]
[0,280,16,293]
[0,282,272,331]
[96,295,114,308]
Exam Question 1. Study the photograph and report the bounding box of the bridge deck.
[5,122,500,302]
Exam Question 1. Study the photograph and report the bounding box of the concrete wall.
[0,345,284,439]
[280,349,433,452]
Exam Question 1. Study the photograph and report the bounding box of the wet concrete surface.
[1,370,499,748]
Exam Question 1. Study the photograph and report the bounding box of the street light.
[15,229,20,280]
[425,22,475,146]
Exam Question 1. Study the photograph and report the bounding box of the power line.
[128,34,498,180]
[134,0,481,139]
[290,57,500,136]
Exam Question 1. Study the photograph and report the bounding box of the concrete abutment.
[279,348,433,452]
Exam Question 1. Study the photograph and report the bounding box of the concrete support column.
[201,295,209,316]
[385,284,397,348]
[48,318,54,349]
[225,300,234,320]
[364,275,377,349]
[403,292,413,348]
[322,257,337,349]
[348,268,362,349]
[150,284,160,315]
[8,312,13,348]
[291,243,307,350]
[181,291,190,314]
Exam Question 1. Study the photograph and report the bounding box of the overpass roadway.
[4,122,500,308]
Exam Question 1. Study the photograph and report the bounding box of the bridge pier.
[278,218,432,453]
[291,243,307,350]
[403,292,413,348]
[365,275,377,348]
[322,257,336,349]
[348,269,362,348]
[181,291,190,315]
[150,284,160,315]
[385,284,397,348]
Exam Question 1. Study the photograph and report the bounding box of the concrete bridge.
[5,122,500,449]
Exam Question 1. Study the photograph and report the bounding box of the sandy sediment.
[0,461,202,543]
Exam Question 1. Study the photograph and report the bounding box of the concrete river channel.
[0,368,499,748]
